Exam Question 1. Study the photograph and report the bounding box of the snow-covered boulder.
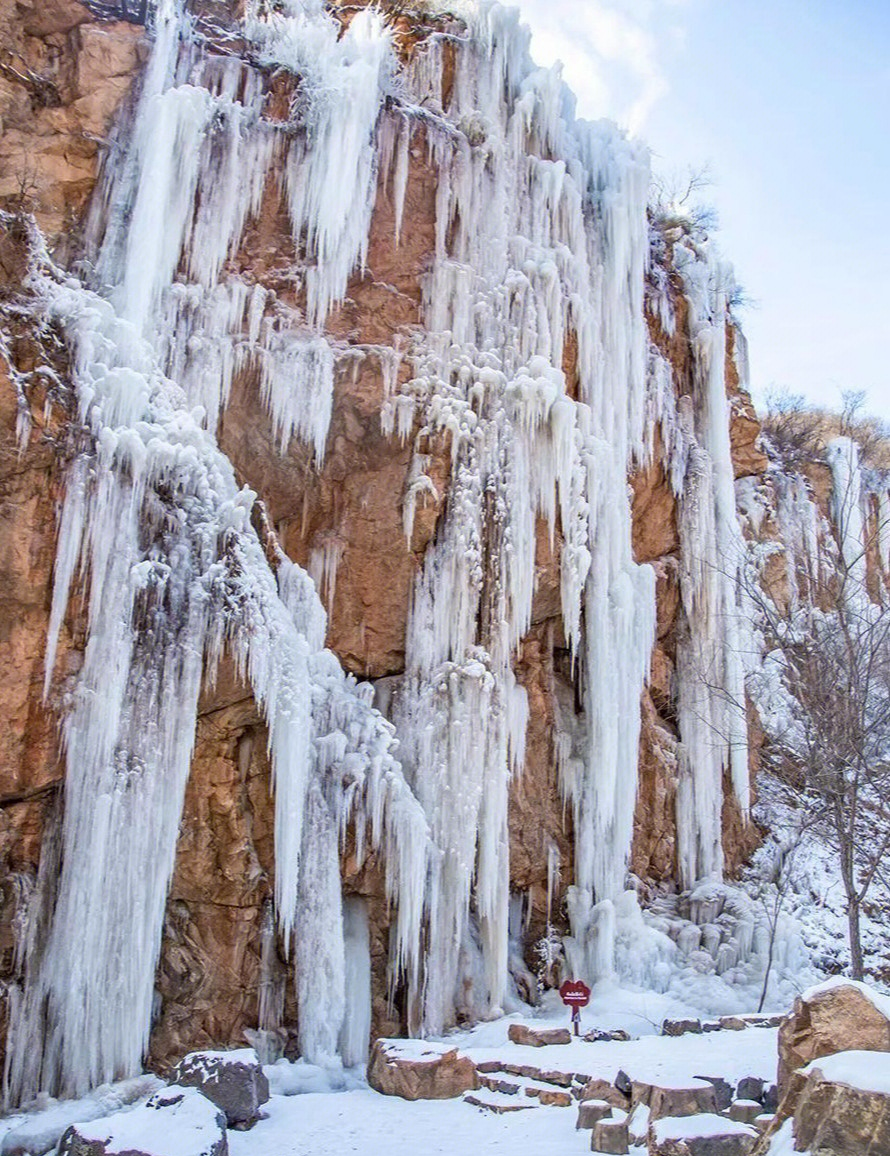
[592,1111,628,1154]
[0,1078,164,1156]
[576,1098,612,1129]
[633,1076,718,1120]
[777,978,890,1094]
[172,1049,269,1128]
[57,1087,227,1156]
[367,1039,478,1101]
[789,1050,890,1156]
[649,1113,757,1155]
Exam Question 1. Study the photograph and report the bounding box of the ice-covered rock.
[0,1078,163,1156]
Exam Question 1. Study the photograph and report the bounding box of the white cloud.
[514,0,685,135]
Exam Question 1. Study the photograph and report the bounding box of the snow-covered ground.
[0,992,780,1156]
[230,1091,581,1156]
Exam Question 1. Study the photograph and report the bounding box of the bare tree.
[760,389,822,468]
[751,462,890,980]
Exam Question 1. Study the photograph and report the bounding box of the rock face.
[0,0,784,1090]
[172,1049,269,1128]
[367,1040,479,1101]
[58,1087,228,1156]
[777,979,890,1095]
[0,0,144,251]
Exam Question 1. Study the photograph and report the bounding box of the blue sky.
[516,0,890,418]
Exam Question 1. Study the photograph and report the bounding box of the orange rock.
[367,1039,479,1100]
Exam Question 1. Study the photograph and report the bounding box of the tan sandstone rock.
[777,979,890,1096]
[508,1023,572,1047]
[367,1039,479,1101]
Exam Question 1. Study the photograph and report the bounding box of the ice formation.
[374,5,662,1028]
[5,0,429,1095]
[3,0,822,1103]
[668,243,752,886]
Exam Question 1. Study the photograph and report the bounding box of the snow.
[652,1113,757,1141]
[70,1087,223,1156]
[224,1017,776,1156]
[0,1077,163,1156]
[460,1025,777,1088]
[228,1090,580,1156]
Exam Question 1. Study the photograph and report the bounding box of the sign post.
[558,979,591,1036]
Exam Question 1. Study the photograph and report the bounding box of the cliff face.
[0,0,808,1100]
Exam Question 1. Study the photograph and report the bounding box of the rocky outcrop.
[777,979,890,1095]
[789,1051,890,1156]
[0,0,145,253]
[367,1039,479,1101]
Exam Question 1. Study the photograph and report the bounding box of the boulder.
[367,1039,478,1101]
[58,1088,227,1156]
[581,1077,631,1110]
[735,1077,763,1104]
[648,1114,757,1156]
[695,1076,733,1112]
[577,1099,613,1130]
[778,979,890,1095]
[173,1049,269,1128]
[662,1019,703,1037]
[591,1112,628,1154]
[728,1101,762,1125]
[790,1050,890,1156]
[634,1078,718,1120]
[507,1024,572,1047]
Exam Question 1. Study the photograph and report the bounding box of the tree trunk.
[847,895,864,980]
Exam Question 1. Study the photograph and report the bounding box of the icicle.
[384,2,657,1026]
[671,247,752,887]
[339,898,372,1067]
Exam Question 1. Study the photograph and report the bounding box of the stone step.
[474,1060,582,1088]
[463,1091,538,1115]
[477,1073,521,1095]
[522,1082,574,1108]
